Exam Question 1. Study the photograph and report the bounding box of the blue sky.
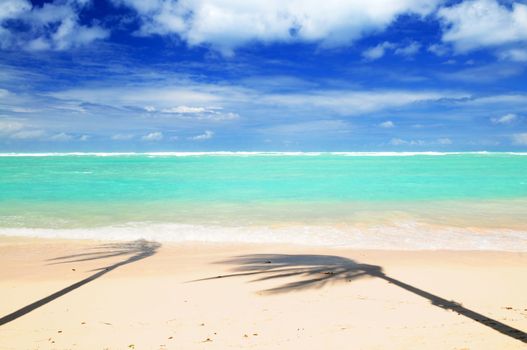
[0,0,526,151]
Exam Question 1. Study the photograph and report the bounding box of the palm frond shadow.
[0,239,161,326]
[196,254,526,343]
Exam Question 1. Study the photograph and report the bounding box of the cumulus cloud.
[438,0,527,54]
[379,121,395,128]
[363,41,420,61]
[188,130,214,140]
[115,0,440,54]
[362,42,396,60]
[142,131,163,141]
[491,113,517,124]
[512,133,527,145]
[0,0,108,51]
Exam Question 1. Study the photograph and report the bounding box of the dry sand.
[0,236,526,349]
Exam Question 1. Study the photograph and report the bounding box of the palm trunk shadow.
[194,254,527,343]
[0,239,161,327]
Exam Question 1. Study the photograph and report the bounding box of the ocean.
[1,152,526,250]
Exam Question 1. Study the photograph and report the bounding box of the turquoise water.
[2,152,527,202]
[1,152,526,250]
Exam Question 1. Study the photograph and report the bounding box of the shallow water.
[1,152,526,250]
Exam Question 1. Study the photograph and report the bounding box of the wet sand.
[0,236,526,349]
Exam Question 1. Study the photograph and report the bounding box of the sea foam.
[2,222,527,251]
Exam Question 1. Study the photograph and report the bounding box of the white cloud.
[438,63,524,83]
[49,76,466,118]
[11,107,38,113]
[362,42,395,60]
[9,129,45,140]
[363,41,420,61]
[51,86,223,108]
[0,1,30,48]
[0,119,47,140]
[0,88,10,97]
[512,133,527,145]
[144,106,156,112]
[437,137,452,145]
[438,0,527,53]
[50,132,73,141]
[390,137,452,146]
[111,133,134,141]
[379,121,395,128]
[262,120,351,135]
[79,134,90,141]
[188,130,214,140]
[142,131,163,141]
[428,43,449,56]
[497,48,527,62]
[159,105,239,121]
[0,119,24,133]
[491,113,517,125]
[263,90,467,115]
[389,138,404,145]
[467,94,527,105]
[161,105,208,114]
[394,41,420,56]
[0,0,30,23]
[0,0,108,51]
[116,0,440,53]
[390,138,425,146]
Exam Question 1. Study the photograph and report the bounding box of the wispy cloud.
[491,113,517,125]
[142,131,163,141]
[49,132,73,141]
[512,133,527,145]
[379,121,395,128]
[111,133,134,141]
[390,137,452,146]
[188,130,214,141]
[9,129,46,140]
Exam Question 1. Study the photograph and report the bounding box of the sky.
[0,0,526,152]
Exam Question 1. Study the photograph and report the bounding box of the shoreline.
[1,236,526,349]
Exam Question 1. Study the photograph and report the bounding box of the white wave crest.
[2,222,526,251]
[1,151,527,157]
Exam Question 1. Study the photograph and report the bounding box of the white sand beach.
[1,237,526,349]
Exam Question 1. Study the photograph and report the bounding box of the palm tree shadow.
[195,254,526,343]
[0,239,161,326]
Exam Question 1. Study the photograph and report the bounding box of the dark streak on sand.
[194,254,527,343]
[0,240,161,327]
